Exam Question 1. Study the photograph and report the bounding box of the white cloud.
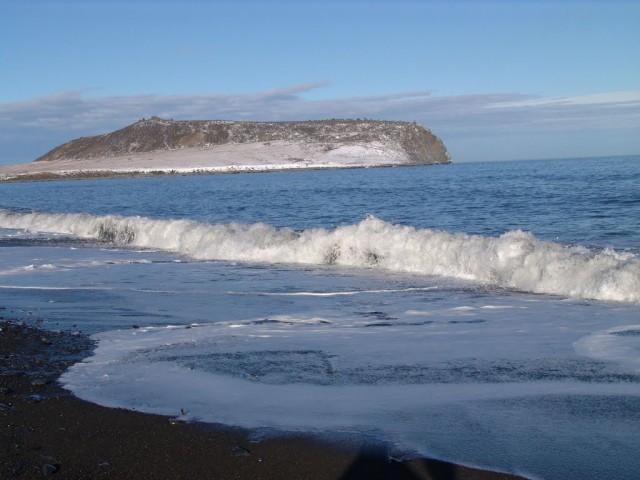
[1,84,639,164]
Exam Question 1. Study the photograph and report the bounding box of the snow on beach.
[0,140,413,181]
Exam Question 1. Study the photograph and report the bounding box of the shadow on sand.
[340,449,526,480]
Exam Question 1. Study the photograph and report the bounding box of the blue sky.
[1,0,639,164]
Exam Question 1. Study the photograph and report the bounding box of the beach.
[0,320,527,480]
[1,157,639,479]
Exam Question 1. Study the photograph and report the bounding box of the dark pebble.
[42,463,58,475]
[230,446,251,457]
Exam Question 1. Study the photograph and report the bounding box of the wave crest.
[1,209,638,303]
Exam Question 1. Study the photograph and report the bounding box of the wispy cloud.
[488,91,640,108]
[1,84,639,163]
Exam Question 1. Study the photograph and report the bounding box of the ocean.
[1,155,639,479]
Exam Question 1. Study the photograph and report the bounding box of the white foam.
[62,317,638,404]
[60,314,640,479]
[237,287,438,297]
[0,257,157,276]
[1,209,638,303]
[574,324,640,372]
[0,285,114,291]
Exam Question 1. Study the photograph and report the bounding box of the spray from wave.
[1,208,638,303]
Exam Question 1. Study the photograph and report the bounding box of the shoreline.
[0,161,450,184]
[0,163,404,184]
[0,319,528,479]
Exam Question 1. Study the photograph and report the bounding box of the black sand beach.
[1,320,528,479]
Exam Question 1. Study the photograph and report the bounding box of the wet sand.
[0,320,528,479]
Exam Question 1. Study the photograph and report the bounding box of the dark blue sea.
[1,155,639,479]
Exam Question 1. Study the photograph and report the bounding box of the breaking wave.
[1,208,638,303]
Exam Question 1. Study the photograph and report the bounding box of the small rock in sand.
[42,463,58,475]
[230,446,252,457]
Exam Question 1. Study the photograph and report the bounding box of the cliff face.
[35,117,451,165]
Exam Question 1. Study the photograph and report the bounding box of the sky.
[1,0,639,165]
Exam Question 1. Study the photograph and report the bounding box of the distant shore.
[0,319,527,480]
[0,118,452,183]
[0,162,410,184]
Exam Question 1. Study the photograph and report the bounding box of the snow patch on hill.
[0,140,422,181]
